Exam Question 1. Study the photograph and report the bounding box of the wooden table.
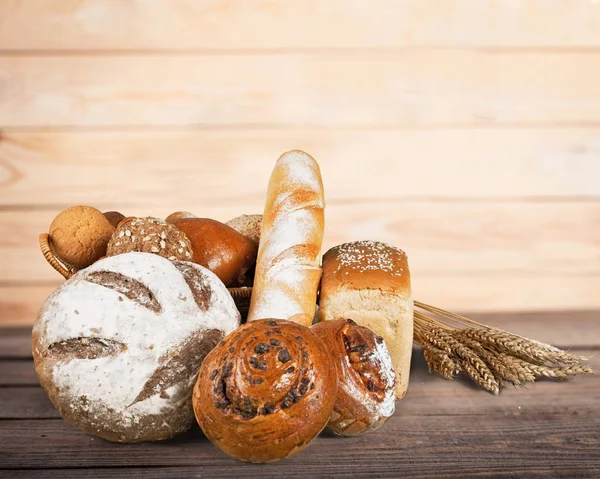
[1,311,599,478]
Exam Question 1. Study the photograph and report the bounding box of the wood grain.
[2,348,597,416]
[2,52,600,127]
[2,200,598,281]
[3,278,600,327]
[3,311,599,354]
[2,129,600,205]
[1,0,599,50]
[1,414,598,475]
[2,312,598,477]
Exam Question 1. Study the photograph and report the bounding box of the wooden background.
[1,0,600,326]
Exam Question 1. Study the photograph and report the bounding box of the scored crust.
[32,252,240,443]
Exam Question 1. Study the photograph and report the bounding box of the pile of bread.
[33,150,413,463]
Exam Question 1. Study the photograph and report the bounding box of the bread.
[247,150,325,327]
[165,211,198,222]
[107,217,193,262]
[49,205,115,269]
[103,211,126,229]
[32,252,241,443]
[170,218,258,287]
[193,318,337,463]
[226,214,262,244]
[311,319,395,436]
[318,240,413,399]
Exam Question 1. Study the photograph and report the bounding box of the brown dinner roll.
[193,319,337,463]
[318,240,413,399]
[32,252,241,442]
[311,319,395,436]
[49,205,115,269]
[226,214,262,244]
[170,218,258,287]
[103,211,126,229]
[107,217,193,262]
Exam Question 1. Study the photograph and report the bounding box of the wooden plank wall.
[1,1,599,325]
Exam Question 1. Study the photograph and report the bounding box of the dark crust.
[86,270,162,313]
[131,328,223,406]
[46,337,127,360]
[172,261,212,311]
[311,319,395,437]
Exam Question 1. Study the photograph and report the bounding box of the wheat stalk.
[413,302,594,394]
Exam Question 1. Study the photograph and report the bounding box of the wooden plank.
[2,129,600,204]
[1,349,596,418]
[2,312,599,357]
[0,328,33,358]
[0,360,37,386]
[1,0,600,50]
[4,277,600,328]
[3,279,600,327]
[3,464,599,479]
[1,413,598,475]
[1,52,600,127]
[1,201,599,284]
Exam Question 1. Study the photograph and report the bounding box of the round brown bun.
[165,211,198,223]
[32,252,241,442]
[318,240,413,399]
[170,218,258,287]
[49,205,115,269]
[193,318,337,463]
[106,217,193,262]
[103,211,126,229]
[225,214,262,244]
[311,318,395,436]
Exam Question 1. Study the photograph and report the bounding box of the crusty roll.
[311,319,395,436]
[247,150,325,327]
[193,318,337,463]
[318,241,413,399]
[170,218,258,287]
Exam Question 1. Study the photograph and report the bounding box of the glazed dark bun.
[193,318,337,463]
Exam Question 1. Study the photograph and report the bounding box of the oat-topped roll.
[318,241,413,399]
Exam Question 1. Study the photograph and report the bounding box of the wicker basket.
[39,233,253,316]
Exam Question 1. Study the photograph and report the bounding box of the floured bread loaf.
[32,252,240,443]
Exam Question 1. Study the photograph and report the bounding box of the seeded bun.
[49,205,115,269]
[226,214,262,244]
[107,217,193,262]
[318,241,413,399]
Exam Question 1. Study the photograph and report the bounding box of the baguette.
[247,150,325,327]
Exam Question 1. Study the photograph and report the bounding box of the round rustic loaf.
[32,252,241,443]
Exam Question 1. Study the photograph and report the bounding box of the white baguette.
[247,150,325,327]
